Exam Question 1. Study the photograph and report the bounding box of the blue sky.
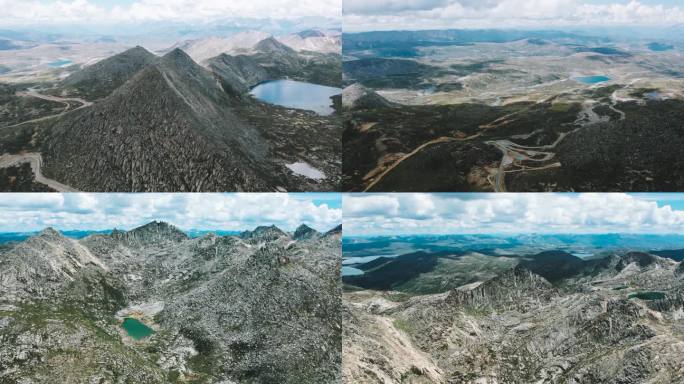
[344,0,684,31]
[343,193,684,236]
[0,193,341,233]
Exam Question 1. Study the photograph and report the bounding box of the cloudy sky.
[0,193,341,233]
[344,193,684,236]
[344,0,684,31]
[0,0,340,28]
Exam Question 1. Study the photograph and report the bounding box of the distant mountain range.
[164,29,340,63]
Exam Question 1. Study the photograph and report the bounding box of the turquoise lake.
[122,318,154,340]
[250,80,341,116]
[576,76,610,84]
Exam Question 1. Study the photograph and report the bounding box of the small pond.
[121,317,154,340]
[575,76,610,85]
[628,291,665,301]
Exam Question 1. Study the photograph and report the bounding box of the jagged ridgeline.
[0,221,342,383]
[343,249,684,383]
[0,33,342,192]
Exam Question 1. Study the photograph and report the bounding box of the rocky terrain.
[0,32,342,192]
[0,221,342,383]
[342,29,684,192]
[343,249,684,383]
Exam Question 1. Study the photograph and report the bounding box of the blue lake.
[121,318,154,340]
[48,59,73,68]
[576,76,610,84]
[342,266,364,276]
[250,80,341,116]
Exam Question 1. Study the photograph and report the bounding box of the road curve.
[0,153,79,192]
[3,90,93,129]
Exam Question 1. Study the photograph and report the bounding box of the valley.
[342,29,684,192]
[0,29,342,192]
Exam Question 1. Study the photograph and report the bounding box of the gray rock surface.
[344,252,684,383]
[0,222,341,383]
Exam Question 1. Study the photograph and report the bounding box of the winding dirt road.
[0,153,78,192]
[363,133,481,191]
[3,89,92,129]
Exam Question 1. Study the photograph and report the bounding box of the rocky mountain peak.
[240,225,288,242]
[616,251,664,271]
[60,44,158,99]
[115,221,189,245]
[293,224,319,240]
[123,45,154,57]
[298,29,326,38]
[446,266,556,310]
[254,36,295,54]
[324,224,342,238]
[161,47,200,70]
[36,226,64,239]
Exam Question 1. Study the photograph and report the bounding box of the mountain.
[205,53,269,95]
[240,224,289,243]
[293,224,320,240]
[164,30,271,64]
[0,228,106,300]
[277,29,341,54]
[254,36,297,55]
[61,46,158,100]
[518,250,586,282]
[325,224,342,237]
[112,221,188,246]
[0,223,341,383]
[342,83,394,110]
[344,250,683,383]
[40,48,276,192]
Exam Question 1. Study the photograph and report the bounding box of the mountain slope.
[61,46,158,100]
[0,223,342,383]
[165,31,271,64]
[40,49,275,192]
[344,252,684,383]
[206,53,269,95]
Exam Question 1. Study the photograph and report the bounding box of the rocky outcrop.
[447,266,556,311]
[342,83,394,110]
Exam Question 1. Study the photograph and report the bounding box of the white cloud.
[343,0,684,31]
[0,0,340,26]
[0,193,341,233]
[343,193,684,236]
